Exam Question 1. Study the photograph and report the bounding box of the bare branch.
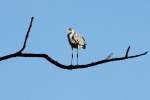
[0,51,148,70]
[19,17,34,52]
[0,17,148,70]
[125,46,130,57]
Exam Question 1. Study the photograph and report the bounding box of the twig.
[19,17,34,52]
[125,46,130,57]
[0,17,148,70]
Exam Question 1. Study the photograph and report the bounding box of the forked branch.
[0,17,148,70]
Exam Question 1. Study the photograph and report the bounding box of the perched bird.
[67,28,86,65]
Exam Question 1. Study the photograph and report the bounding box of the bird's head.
[67,27,75,34]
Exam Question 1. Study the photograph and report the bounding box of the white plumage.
[67,28,86,65]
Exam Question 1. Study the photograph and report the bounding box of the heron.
[67,28,86,65]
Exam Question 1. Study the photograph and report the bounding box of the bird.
[67,28,86,65]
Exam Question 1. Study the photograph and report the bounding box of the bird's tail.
[82,44,86,49]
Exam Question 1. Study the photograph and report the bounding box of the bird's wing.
[73,33,86,46]
[73,33,82,43]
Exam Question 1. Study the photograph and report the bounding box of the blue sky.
[0,0,150,100]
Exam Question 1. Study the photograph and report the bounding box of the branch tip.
[143,51,148,55]
[31,16,34,19]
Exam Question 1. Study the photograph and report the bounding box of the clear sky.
[0,0,149,100]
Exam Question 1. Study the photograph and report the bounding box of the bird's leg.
[77,48,79,65]
[71,47,73,65]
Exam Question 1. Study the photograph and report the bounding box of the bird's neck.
[68,32,74,37]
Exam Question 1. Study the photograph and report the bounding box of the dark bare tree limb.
[0,17,148,70]
[125,46,130,57]
[19,17,34,53]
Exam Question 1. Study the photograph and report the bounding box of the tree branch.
[19,17,34,52]
[0,17,148,70]
[125,46,130,57]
